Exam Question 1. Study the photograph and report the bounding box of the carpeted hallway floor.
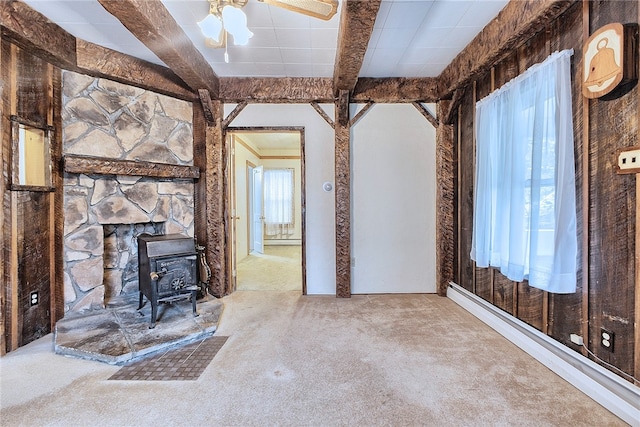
[0,291,624,426]
[236,245,302,291]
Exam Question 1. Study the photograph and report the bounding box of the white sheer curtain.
[471,49,577,293]
[263,168,295,236]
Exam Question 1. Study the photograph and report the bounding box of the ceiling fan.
[257,0,339,21]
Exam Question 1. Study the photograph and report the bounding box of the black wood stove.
[137,233,199,328]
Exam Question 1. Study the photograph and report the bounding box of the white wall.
[227,104,336,295]
[233,138,260,263]
[351,104,437,294]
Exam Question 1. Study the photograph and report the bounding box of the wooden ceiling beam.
[0,0,77,69]
[438,0,577,98]
[333,0,381,95]
[98,0,219,97]
[351,78,440,103]
[219,78,334,103]
[76,40,195,101]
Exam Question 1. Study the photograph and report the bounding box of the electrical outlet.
[30,291,39,306]
[617,148,640,172]
[600,328,615,352]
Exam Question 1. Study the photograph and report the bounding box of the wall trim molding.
[447,282,640,426]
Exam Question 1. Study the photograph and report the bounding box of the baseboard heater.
[447,282,640,426]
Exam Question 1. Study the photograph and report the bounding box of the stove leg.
[150,302,157,329]
[138,292,144,310]
[191,290,199,317]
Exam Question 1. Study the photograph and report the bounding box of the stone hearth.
[62,71,195,313]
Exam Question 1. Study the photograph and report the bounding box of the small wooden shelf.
[63,155,200,179]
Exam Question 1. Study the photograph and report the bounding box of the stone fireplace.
[62,71,195,313]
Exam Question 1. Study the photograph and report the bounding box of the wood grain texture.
[76,41,194,101]
[1,36,9,354]
[222,101,248,129]
[587,0,637,380]
[220,78,333,103]
[412,102,438,128]
[310,101,335,128]
[198,89,215,126]
[51,65,64,327]
[335,90,350,298]
[435,101,455,296]
[63,155,200,179]
[351,78,439,103]
[333,0,381,93]
[0,1,76,69]
[438,0,576,98]
[98,0,219,96]
[457,86,474,292]
[16,191,51,346]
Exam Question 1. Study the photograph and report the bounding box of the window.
[263,168,295,236]
[471,49,577,293]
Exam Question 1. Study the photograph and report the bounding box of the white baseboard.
[264,239,301,246]
[447,282,640,426]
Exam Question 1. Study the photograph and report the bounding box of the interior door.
[252,165,264,254]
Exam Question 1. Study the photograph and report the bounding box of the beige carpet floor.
[0,291,625,426]
[236,245,302,291]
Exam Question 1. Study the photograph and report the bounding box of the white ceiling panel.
[22,0,508,79]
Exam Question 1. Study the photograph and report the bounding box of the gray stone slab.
[54,297,223,365]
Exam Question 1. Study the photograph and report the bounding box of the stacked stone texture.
[62,71,194,313]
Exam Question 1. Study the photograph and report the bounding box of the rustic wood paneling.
[493,272,515,316]
[98,0,219,96]
[63,155,200,179]
[351,78,440,103]
[435,101,455,296]
[438,0,577,98]
[220,78,333,103]
[333,0,381,94]
[335,90,350,297]
[457,87,475,292]
[587,0,638,379]
[51,65,64,327]
[16,191,51,345]
[1,36,9,355]
[547,1,584,346]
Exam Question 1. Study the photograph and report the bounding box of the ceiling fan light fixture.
[221,4,253,46]
[198,13,223,42]
[258,0,338,21]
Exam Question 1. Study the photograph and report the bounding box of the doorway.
[227,128,306,294]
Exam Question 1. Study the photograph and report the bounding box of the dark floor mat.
[109,335,228,381]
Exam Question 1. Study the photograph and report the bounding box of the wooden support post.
[335,90,351,298]
[194,96,226,298]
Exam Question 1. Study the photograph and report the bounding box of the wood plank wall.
[1,37,62,352]
[453,1,639,382]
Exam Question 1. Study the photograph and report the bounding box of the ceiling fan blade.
[258,0,338,21]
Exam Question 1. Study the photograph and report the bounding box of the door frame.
[226,126,307,295]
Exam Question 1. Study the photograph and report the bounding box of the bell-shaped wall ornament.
[582,23,639,99]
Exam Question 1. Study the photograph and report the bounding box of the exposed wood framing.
[412,102,439,128]
[310,101,335,129]
[335,90,351,297]
[98,0,219,96]
[333,0,381,94]
[438,0,577,98]
[63,155,200,179]
[352,78,440,103]
[76,41,194,101]
[443,87,468,125]
[435,101,455,296]
[222,101,248,129]
[0,1,194,101]
[0,1,76,69]
[220,78,333,103]
[198,89,215,126]
[349,101,373,127]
